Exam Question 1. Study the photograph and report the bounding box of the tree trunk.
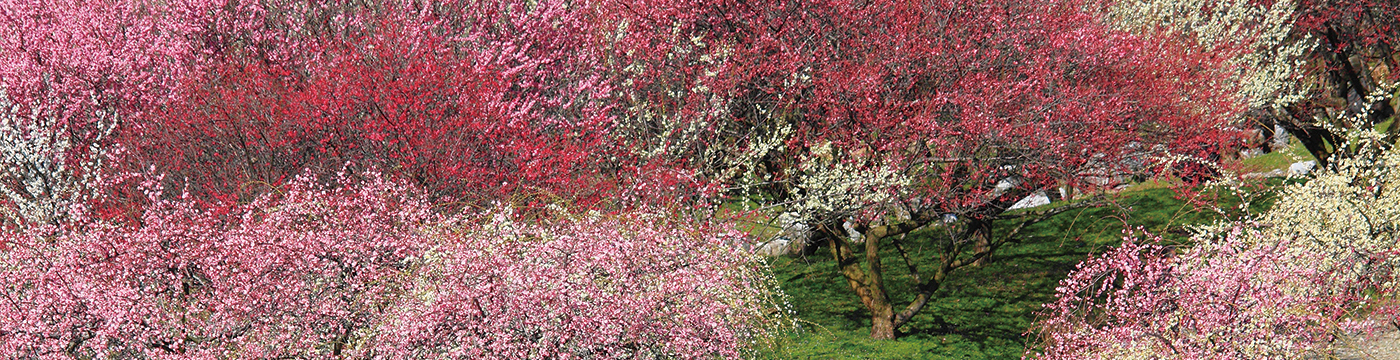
[864,231,897,339]
[967,216,993,266]
[870,305,897,339]
[826,225,898,339]
[826,206,1080,339]
[1279,106,1342,167]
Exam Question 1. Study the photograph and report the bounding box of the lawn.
[757,183,1283,359]
[1238,136,1319,173]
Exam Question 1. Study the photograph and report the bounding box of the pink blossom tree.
[1032,141,1400,359]
[0,170,787,358]
[0,0,198,225]
[1031,229,1345,359]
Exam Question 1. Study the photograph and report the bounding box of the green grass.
[1239,136,1317,173]
[756,185,1276,359]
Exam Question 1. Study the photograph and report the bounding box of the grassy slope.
[757,184,1280,359]
[1238,137,1318,173]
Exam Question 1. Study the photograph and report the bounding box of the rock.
[843,218,863,243]
[1243,168,1286,179]
[1330,330,1400,360]
[1083,174,1117,186]
[892,203,912,221]
[1289,160,1317,177]
[752,212,812,257]
[991,177,1019,198]
[1239,147,1266,159]
[1009,191,1051,210]
[1272,123,1291,150]
[1326,315,1400,360]
[777,212,811,243]
[755,237,793,257]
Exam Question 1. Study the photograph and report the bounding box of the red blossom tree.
[597,0,1245,339]
[117,0,615,208]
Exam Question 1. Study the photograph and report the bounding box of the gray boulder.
[1289,160,1317,177]
[1009,191,1051,210]
[755,212,812,257]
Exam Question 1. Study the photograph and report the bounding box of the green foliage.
[758,187,1267,359]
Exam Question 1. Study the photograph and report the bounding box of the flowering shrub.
[385,210,789,359]
[0,171,787,358]
[1032,229,1342,359]
[1095,0,1312,112]
[1031,140,1400,359]
[0,0,618,216]
[119,0,613,206]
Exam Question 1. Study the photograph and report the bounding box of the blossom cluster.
[1032,141,1400,359]
[0,172,786,358]
[1098,0,1313,111]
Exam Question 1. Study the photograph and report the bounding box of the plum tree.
[0,0,196,225]
[598,0,1247,339]
[1265,0,1399,165]
[118,0,614,208]
[0,1,787,357]
[0,170,787,358]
